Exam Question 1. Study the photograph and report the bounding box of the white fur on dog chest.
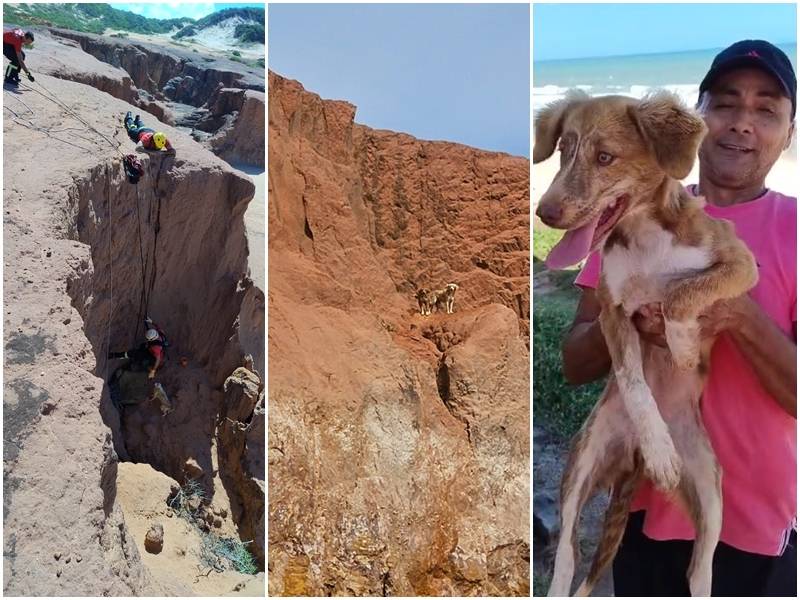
[602,221,712,312]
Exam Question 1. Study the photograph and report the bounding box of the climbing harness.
[123,154,144,184]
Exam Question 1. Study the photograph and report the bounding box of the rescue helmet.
[152,132,166,150]
[145,328,160,342]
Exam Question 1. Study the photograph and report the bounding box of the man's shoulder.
[765,190,797,213]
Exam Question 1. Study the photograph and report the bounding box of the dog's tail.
[574,454,644,597]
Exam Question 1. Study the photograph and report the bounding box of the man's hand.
[633,303,667,347]
[148,369,156,379]
[26,72,34,82]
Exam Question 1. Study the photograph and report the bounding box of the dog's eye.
[597,151,614,166]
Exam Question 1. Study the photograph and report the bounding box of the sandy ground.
[105,29,264,61]
[533,427,613,596]
[233,166,265,291]
[116,462,265,596]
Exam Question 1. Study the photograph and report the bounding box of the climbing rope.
[105,163,114,377]
[132,160,163,340]
[18,79,125,156]
[2,101,95,152]
[134,183,148,340]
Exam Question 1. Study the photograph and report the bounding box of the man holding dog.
[562,40,796,596]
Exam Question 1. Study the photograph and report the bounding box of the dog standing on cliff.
[533,90,757,596]
[432,283,459,314]
[416,287,432,316]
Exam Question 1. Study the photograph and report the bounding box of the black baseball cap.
[698,40,796,118]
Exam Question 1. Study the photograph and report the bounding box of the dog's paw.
[672,348,699,371]
[665,318,700,371]
[641,429,682,490]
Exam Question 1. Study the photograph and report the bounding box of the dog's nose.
[536,202,563,226]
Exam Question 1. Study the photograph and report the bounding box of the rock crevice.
[3,70,263,595]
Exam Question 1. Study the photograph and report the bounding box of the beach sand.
[234,165,265,291]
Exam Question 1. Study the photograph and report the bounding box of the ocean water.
[533,43,798,113]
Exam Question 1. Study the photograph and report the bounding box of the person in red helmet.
[3,28,34,86]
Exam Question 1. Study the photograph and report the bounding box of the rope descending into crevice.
[105,163,114,377]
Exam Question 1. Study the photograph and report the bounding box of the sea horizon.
[532,42,797,114]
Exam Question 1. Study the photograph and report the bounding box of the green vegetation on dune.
[184,7,264,30]
[234,23,265,44]
[3,3,190,35]
[172,25,198,39]
[4,4,264,45]
[174,7,265,44]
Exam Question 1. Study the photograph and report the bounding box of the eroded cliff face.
[3,70,263,594]
[49,27,263,104]
[268,71,530,596]
[30,28,264,168]
[207,89,266,167]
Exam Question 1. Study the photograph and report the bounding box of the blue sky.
[112,3,263,21]
[534,3,797,61]
[269,4,530,157]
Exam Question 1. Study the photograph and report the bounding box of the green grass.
[533,217,606,438]
[169,479,259,575]
[533,224,564,263]
[168,478,205,520]
[533,292,606,438]
[229,55,265,70]
[532,572,551,597]
[200,533,259,575]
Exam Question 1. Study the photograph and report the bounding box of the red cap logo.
[746,50,761,58]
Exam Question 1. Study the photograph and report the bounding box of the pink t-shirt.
[575,188,797,556]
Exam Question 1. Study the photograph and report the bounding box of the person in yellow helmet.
[124,111,175,154]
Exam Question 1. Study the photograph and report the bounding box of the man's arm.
[699,296,797,417]
[561,288,611,385]
[15,49,29,75]
[148,347,163,378]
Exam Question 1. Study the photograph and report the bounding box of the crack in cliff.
[61,157,264,572]
[435,355,472,446]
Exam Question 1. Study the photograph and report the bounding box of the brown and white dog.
[533,91,758,596]
[431,283,459,314]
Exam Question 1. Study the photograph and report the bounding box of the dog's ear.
[532,90,589,164]
[628,92,707,179]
